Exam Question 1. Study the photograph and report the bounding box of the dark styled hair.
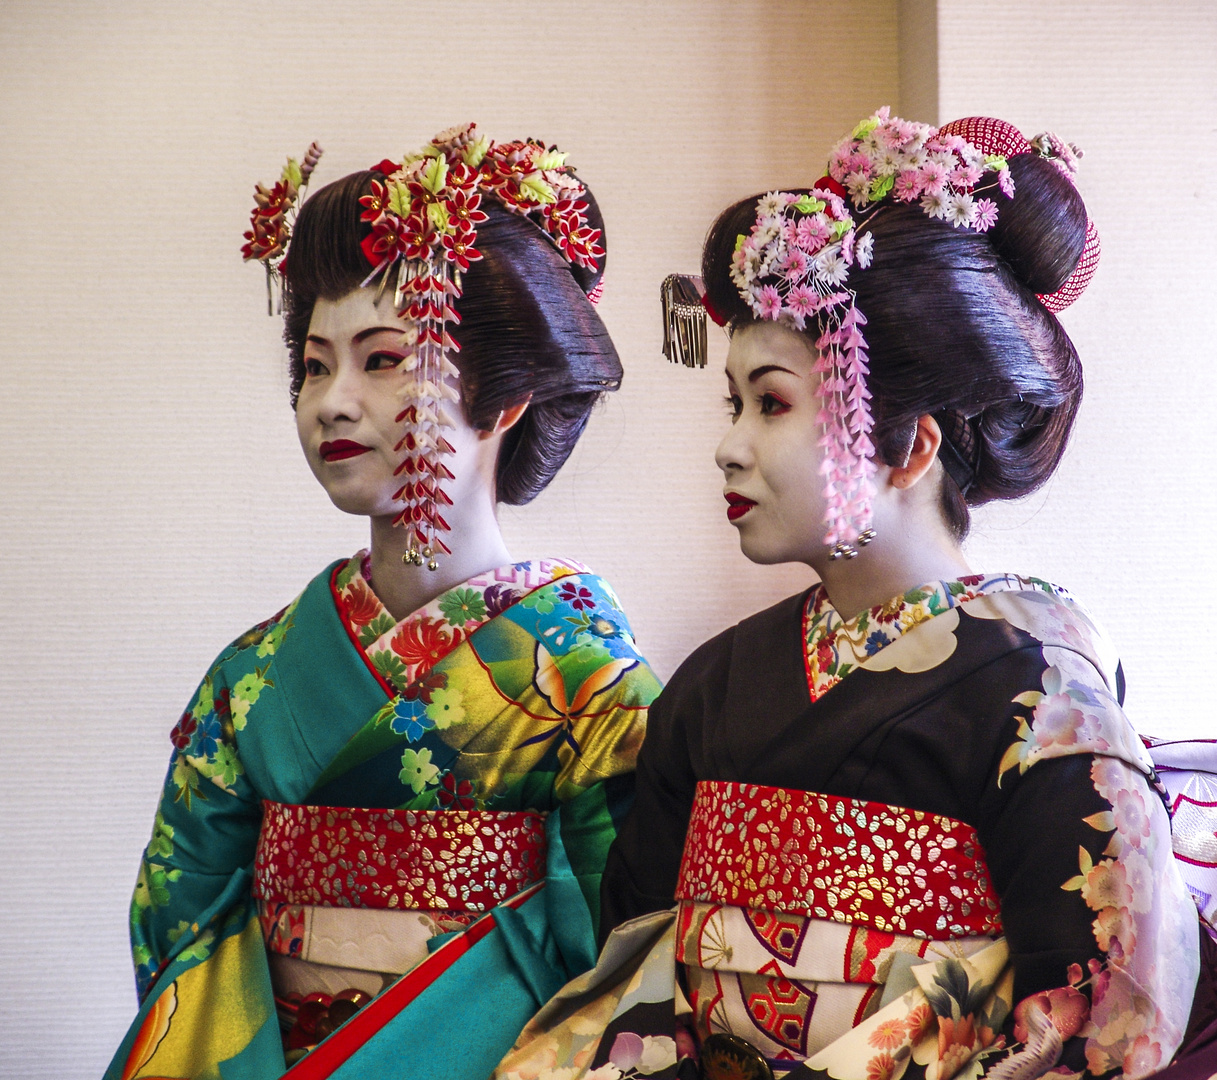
[283,169,621,505]
[702,152,1088,539]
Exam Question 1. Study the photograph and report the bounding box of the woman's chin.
[735,532,786,566]
[322,489,389,519]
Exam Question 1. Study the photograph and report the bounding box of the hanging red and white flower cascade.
[355,124,604,569]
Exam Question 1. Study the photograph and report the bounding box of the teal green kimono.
[106,555,659,1080]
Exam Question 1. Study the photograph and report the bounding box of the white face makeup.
[715,321,829,566]
[296,288,486,521]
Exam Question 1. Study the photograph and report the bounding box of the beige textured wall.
[0,2,897,1073]
[934,0,1217,737]
[2,2,1214,1074]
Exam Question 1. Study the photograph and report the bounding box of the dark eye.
[760,392,791,416]
[725,393,742,420]
[303,358,327,377]
[366,352,404,372]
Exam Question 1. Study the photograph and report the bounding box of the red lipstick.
[725,492,756,521]
[320,439,372,462]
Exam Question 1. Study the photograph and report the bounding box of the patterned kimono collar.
[332,551,591,696]
[803,572,1078,703]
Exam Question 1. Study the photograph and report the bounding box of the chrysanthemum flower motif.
[951,163,984,189]
[757,191,792,217]
[431,123,478,151]
[845,171,873,204]
[797,215,833,250]
[780,248,811,280]
[947,193,978,229]
[707,109,1018,550]
[892,170,921,203]
[920,190,950,220]
[973,198,999,232]
[918,159,950,196]
[999,167,1016,198]
[786,284,821,326]
[855,232,875,268]
[815,247,849,285]
[755,284,783,319]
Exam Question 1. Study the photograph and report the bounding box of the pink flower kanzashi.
[893,170,922,202]
[780,248,811,280]
[797,215,832,249]
[918,160,950,195]
[755,284,783,320]
[786,284,821,320]
[951,163,984,188]
[973,198,999,232]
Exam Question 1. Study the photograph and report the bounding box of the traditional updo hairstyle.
[702,152,1089,540]
[283,168,621,505]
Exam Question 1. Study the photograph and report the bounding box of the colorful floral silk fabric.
[512,574,1199,1080]
[112,554,660,1080]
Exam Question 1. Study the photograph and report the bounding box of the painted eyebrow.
[747,364,799,383]
[305,326,406,346]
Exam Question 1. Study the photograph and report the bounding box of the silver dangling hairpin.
[661,274,709,369]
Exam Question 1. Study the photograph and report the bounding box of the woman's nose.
[317,365,363,425]
[715,417,751,475]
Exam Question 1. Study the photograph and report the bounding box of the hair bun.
[938,116,1094,305]
[987,152,1088,295]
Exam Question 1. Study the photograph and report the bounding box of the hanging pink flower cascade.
[729,109,1098,559]
[244,125,604,570]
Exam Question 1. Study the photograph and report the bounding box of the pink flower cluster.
[728,188,880,552]
[827,107,1012,231]
[725,108,1016,555]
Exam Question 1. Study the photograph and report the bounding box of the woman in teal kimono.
[106,126,661,1080]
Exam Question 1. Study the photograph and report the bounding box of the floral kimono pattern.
[500,574,1200,1080]
[107,553,660,1080]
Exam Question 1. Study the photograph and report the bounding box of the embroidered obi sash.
[254,800,548,913]
[673,783,1003,1069]
[676,781,1001,938]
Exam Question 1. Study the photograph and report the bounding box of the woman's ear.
[889,415,943,490]
[479,396,532,441]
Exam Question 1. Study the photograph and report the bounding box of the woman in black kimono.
[494,113,1209,1080]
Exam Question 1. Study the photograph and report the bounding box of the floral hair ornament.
[241,142,324,313]
[662,108,1099,559]
[244,124,604,571]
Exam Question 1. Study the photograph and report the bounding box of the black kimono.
[514,574,1198,1080]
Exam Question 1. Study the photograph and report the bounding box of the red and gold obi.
[674,782,1002,1073]
[253,800,547,1002]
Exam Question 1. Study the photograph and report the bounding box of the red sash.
[676,781,1001,939]
[254,800,548,913]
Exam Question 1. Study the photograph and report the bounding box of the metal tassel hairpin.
[661,274,710,369]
